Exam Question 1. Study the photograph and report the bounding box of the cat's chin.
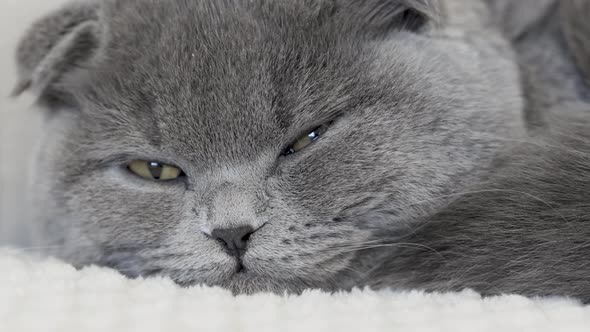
[165,266,342,296]
[164,272,298,295]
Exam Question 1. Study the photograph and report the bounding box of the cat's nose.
[211,225,256,256]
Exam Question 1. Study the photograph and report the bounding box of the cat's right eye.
[283,125,330,156]
[127,160,184,181]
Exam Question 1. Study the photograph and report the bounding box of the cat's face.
[22,0,523,293]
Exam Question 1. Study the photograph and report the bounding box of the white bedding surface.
[1,249,589,332]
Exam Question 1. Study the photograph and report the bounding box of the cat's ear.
[340,0,442,36]
[12,1,103,107]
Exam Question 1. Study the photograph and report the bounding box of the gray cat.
[13,0,590,302]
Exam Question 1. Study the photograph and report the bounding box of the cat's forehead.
[84,0,369,161]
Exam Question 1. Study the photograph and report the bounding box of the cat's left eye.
[127,160,183,181]
[284,125,329,156]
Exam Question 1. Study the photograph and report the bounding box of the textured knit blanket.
[1,249,589,332]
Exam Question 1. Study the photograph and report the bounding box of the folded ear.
[12,1,103,107]
[340,0,442,36]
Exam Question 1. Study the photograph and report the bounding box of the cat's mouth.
[234,257,248,275]
[210,257,302,295]
[230,257,263,280]
[223,271,302,295]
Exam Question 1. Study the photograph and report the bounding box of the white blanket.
[1,249,588,332]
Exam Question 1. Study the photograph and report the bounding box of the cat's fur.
[14,0,590,301]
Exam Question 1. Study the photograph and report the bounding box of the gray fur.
[560,0,590,81]
[14,0,590,302]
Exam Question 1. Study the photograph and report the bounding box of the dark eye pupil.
[148,162,163,179]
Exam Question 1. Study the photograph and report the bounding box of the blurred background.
[0,0,67,246]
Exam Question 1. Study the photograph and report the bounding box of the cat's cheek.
[64,167,187,246]
[248,181,368,278]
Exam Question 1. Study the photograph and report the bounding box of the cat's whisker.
[4,245,72,252]
[391,188,570,224]
[341,242,442,255]
[328,238,391,248]
[5,243,169,259]
[326,241,445,261]
[469,131,590,154]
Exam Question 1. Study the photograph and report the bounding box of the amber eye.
[127,160,183,181]
[284,125,329,156]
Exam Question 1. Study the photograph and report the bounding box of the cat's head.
[16,0,523,293]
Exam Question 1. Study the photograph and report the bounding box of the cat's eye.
[127,160,183,181]
[284,125,329,156]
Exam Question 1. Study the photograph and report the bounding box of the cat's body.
[488,0,590,127]
[14,0,590,301]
